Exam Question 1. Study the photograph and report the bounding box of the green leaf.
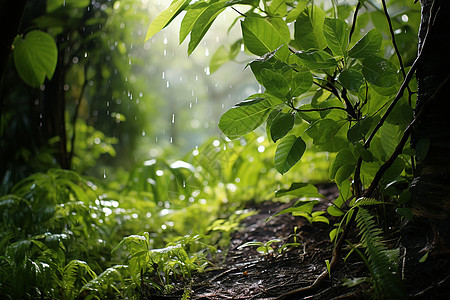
[323,18,349,57]
[241,16,290,61]
[296,50,337,70]
[261,69,290,99]
[219,95,280,139]
[294,5,327,51]
[348,28,382,58]
[415,138,430,161]
[306,119,348,151]
[290,71,313,97]
[13,30,58,88]
[210,45,229,74]
[329,148,356,181]
[179,2,208,43]
[339,69,364,92]
[188,2,227,55]
[379,123,401,155]
[270,200,319,219]
[275,182,324,198]
[274,135,306,174]
[270,112,294,142]
[265,0,287,16]
[347,117,373,144]
[145,0,190,41]
[286,0,308,23]
[362,56,399,87]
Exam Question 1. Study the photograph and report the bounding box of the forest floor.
[143,184,450,300]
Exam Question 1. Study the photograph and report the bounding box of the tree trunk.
[410,0,450,222]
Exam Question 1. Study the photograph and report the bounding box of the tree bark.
[410,0,450,221]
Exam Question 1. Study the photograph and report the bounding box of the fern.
[356,208,405,299]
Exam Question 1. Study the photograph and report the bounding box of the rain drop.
[171,114,175,124]
[103,170,106,179]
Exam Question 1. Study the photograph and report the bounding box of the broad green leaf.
[386,102,413,128]
[210,45,229,74]
[347,117,373,144]
[329,148,356,180]
[270,17,291,43]
[383,158,405,182]
[362,56,399,87]
[265,0,287,16]
[348,28,382,58]
[218,96,280,139]
[13,30,58,88]
[270,112,295,142]
[323,18,349,57]
[396,207,413,221]
[188,2,227,55]
[295,50,337,70]
[335,163,355,185]
[286,0,308,23]
[339,69,364,92]
[294,5,327,51]
[290,71,313,97]
[306,119,348,151]
[327,196,345,216]
[274,135,306,174]
[270,200,319,219]
[179,2,208,44]
[241,16,290,61]
[249,50,290,84]
[275,182,324,198]
[145,0,190,41]
[415,138,430,161]
[379,123,401,155]
[261,69,290,98]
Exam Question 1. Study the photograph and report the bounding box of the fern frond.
[356,208,405,299]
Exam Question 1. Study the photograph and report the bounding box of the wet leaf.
[296,50,337,70]
[261,69,290,99]
[188,2,227,55]
[294,5,327,51]
[348,28,382,58]
[269,112,294,143]
[323,18,349,57]
[339,69,364,92]
[241,16,290,61]
[13,30,58,88]
[219,96,280,139]
[290,71,313,97]
[362,56,399,87]
[275,182,324,198]
[274,135,306,174]
[145,0,190,41]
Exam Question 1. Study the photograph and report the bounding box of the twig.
[348,1,362,44]
[68,74,88,166]
[364,0,440,149]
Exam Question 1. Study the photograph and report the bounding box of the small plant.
[238,239,282,257]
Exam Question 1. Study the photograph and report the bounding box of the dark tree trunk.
[43,40,70,170]
[410,0,450,221]
[0,1,27,127]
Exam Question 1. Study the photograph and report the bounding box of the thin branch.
[349,1,362,44]
[69,68,88,165]
[293,106,348,113]
[364,73,450,198]
[364,0,440,149]
[231,6,246,18]
[381,0,406,78]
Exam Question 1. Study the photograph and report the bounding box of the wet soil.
[143,184,450,299]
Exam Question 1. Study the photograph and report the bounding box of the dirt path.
[143,184,450,299]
